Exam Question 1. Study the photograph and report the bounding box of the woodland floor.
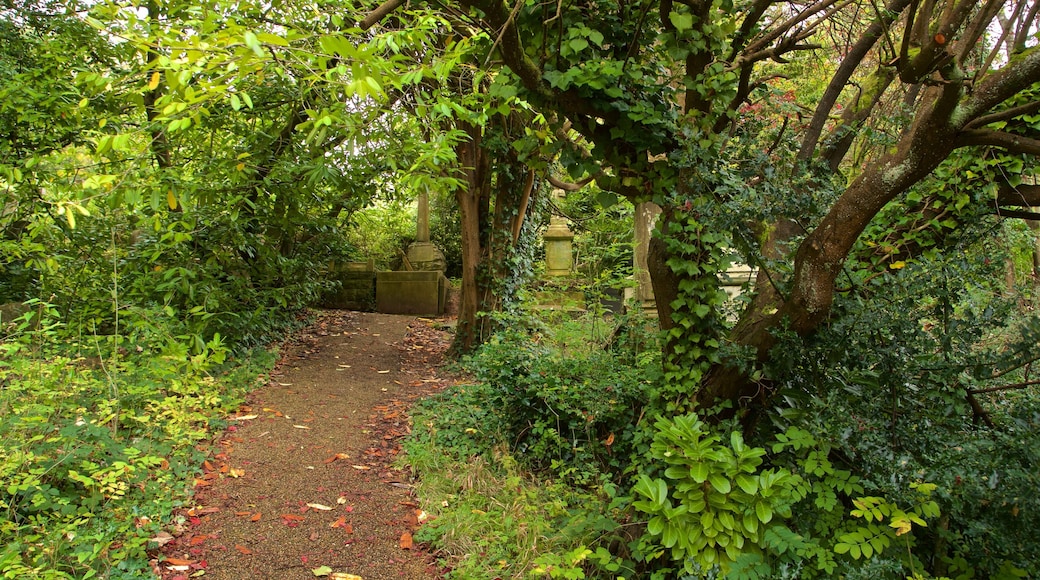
[155,310,454,580]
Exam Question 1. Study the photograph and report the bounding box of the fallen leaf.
[202,460,215,472]
[234,545,253,555]
[189,535,207,546]
[306,503,333,511]
[377,370,390,374]
[281,514,306,521]
[150,531,175,547]
[399,531,413,549]
[323,453,350,464]
[250,512,262,522]
[336,497,348,505]
[351,465,370,471]
[330,574,363,580]
[330,516,347,528]
[228,468,246,478]
[231,414,258,420]
[165,557,193,566]
[311,566,333,577]
[294,425,311,429]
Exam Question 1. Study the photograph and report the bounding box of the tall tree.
[366,0,1040,414]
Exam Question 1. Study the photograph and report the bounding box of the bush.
[449,329,651,485]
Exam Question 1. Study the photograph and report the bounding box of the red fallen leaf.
[193,479,212,487]
[189,536,207,546]
[202,460,215,472]
[280,514,306,521]
[250,512,262,522]
[331,516,347,528]
[234,511,251,516]
[164,557,193,566]
[234,545,253,555]
[344,523,354,534]
[400,531,413,549]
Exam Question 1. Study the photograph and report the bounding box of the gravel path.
[157,311,449,580]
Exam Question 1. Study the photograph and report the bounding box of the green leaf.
[708,473,731,494]
[256,32,289,46]
[735,474,758,495]
[690,462,709,483]
[755,502,773,523]
[595,190,618,208]
[310,566,333,577]
[669,11,695,31]
[569,38,589,53]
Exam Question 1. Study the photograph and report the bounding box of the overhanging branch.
[360,0,406,30]
[956,128,1040,155]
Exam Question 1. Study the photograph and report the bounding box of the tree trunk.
[450,125,490,355]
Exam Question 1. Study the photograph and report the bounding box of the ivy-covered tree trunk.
[450,119,540,355]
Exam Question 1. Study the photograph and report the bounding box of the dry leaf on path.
[234,545,253,555]
[306,502,333,511]
[399,531,413,549]
[323,453,350,464]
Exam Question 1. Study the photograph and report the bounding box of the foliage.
[344,201,416,271]
[428,325,651,486]
[403,435,632,579]
[0,312,274,578]
[759,245,1040,578]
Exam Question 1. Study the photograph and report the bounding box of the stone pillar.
[544,191,575,276]
[405,189,446,272]
[631,201,660,314]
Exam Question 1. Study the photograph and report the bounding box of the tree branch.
[797,0,912,164]
[547,174,598,191]
[956,128,1040,155]
[360,0,406,30]
[964,99,1040,130]
[996,183,1040,207]
[968,379,1040,395]
[993,207,1040,220]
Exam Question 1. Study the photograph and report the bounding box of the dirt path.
[156,311,451,580]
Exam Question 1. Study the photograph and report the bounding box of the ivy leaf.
[669,11,694,31]
[595,190,618,208]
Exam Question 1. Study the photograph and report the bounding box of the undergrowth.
[0,313,277,578]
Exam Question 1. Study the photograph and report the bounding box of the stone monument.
[543,191,575,277]
[404,189,446,272]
